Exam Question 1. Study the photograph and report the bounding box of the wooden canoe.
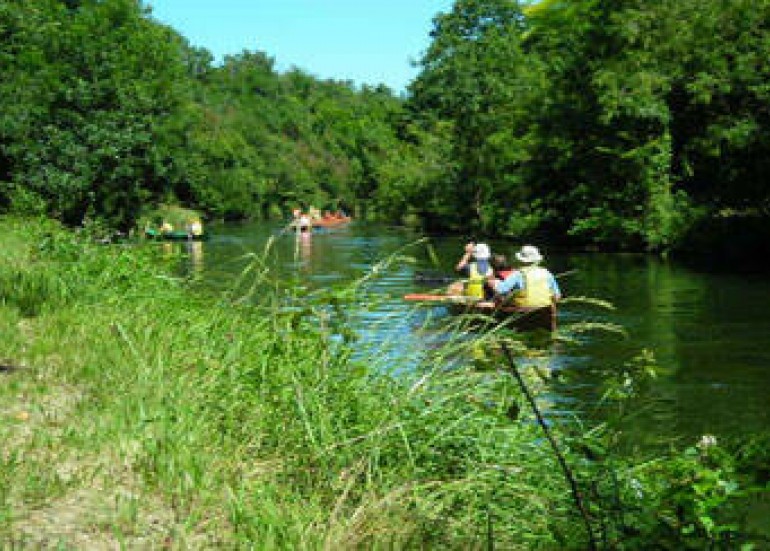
[404,293,556,332]
[145,229,209,241]
[311,216,352,228]
[288,217,352,231]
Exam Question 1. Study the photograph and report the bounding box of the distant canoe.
[404,293,556,332]
[145,229,209,241]
[289,216,352,231]
[312,216,352,228]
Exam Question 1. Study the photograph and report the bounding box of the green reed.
[0,218,584,548]
[2,217,766,549]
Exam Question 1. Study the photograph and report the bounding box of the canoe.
[288,217,352,232]
[404,293,556,332]
[312,216,352,228]
[145,229,209,241]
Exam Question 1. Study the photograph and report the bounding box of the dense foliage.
[0,0,405,228]
[2,0,769,249]
[408,0,770,249]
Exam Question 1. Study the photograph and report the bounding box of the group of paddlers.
[150,218,204,238]
[291,207,348,232]
[450,242,561,308]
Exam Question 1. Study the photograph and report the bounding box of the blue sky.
[146,0,455,93]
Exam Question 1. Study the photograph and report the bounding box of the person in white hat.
[487,245,561,307]
[453,241,494,299]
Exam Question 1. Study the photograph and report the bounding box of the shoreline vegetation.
[2,1,769,255]
[2,217,768,548]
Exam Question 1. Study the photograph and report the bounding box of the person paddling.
[488,245,561,307]
[291,208,311,233]
[187,218,203,238]
[298,213,311,233]
[451,242,494,299]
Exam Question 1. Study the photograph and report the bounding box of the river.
[170,220,770,450]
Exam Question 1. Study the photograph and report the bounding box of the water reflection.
[557,253,770,446]
[155,240,207,276]
[186,240,204,273]
[295,231,312,267]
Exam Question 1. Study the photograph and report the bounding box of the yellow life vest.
[465,262,492,299]
[512,266,552,307]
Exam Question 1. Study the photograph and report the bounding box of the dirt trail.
[0,320,215,549]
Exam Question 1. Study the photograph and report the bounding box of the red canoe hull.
[312,217,352,228]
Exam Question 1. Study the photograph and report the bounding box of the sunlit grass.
[5,217,762,548]
[0,217,580,547]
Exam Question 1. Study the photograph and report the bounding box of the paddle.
[403,293,479,305]
[426,241,441,267]
[413,241,455,283]
[404,293,456,302]
[414,270,457,283]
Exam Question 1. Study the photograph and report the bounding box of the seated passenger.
[492,254,515,280]
[297,214,311,233]
[488,245,561,307]
[188,219,203,237]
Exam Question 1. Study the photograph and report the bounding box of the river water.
[172,220,770,449]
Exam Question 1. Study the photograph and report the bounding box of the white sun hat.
[515,245,543,264]
[473,243,491,260]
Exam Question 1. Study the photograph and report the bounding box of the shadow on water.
[170,220,770,451]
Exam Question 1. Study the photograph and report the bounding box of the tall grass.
[2,217,766,549]
[0,217,582,548]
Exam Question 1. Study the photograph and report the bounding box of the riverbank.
[0,217,580,548]
[2,217,768,548]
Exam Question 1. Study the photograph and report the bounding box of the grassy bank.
[2,217,768,549]
[0,217,581,548]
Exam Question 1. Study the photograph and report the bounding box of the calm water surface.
[173,220,770,447]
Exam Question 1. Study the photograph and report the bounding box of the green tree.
[0,0,189,228]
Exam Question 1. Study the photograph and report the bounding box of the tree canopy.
[1,0,769,250]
